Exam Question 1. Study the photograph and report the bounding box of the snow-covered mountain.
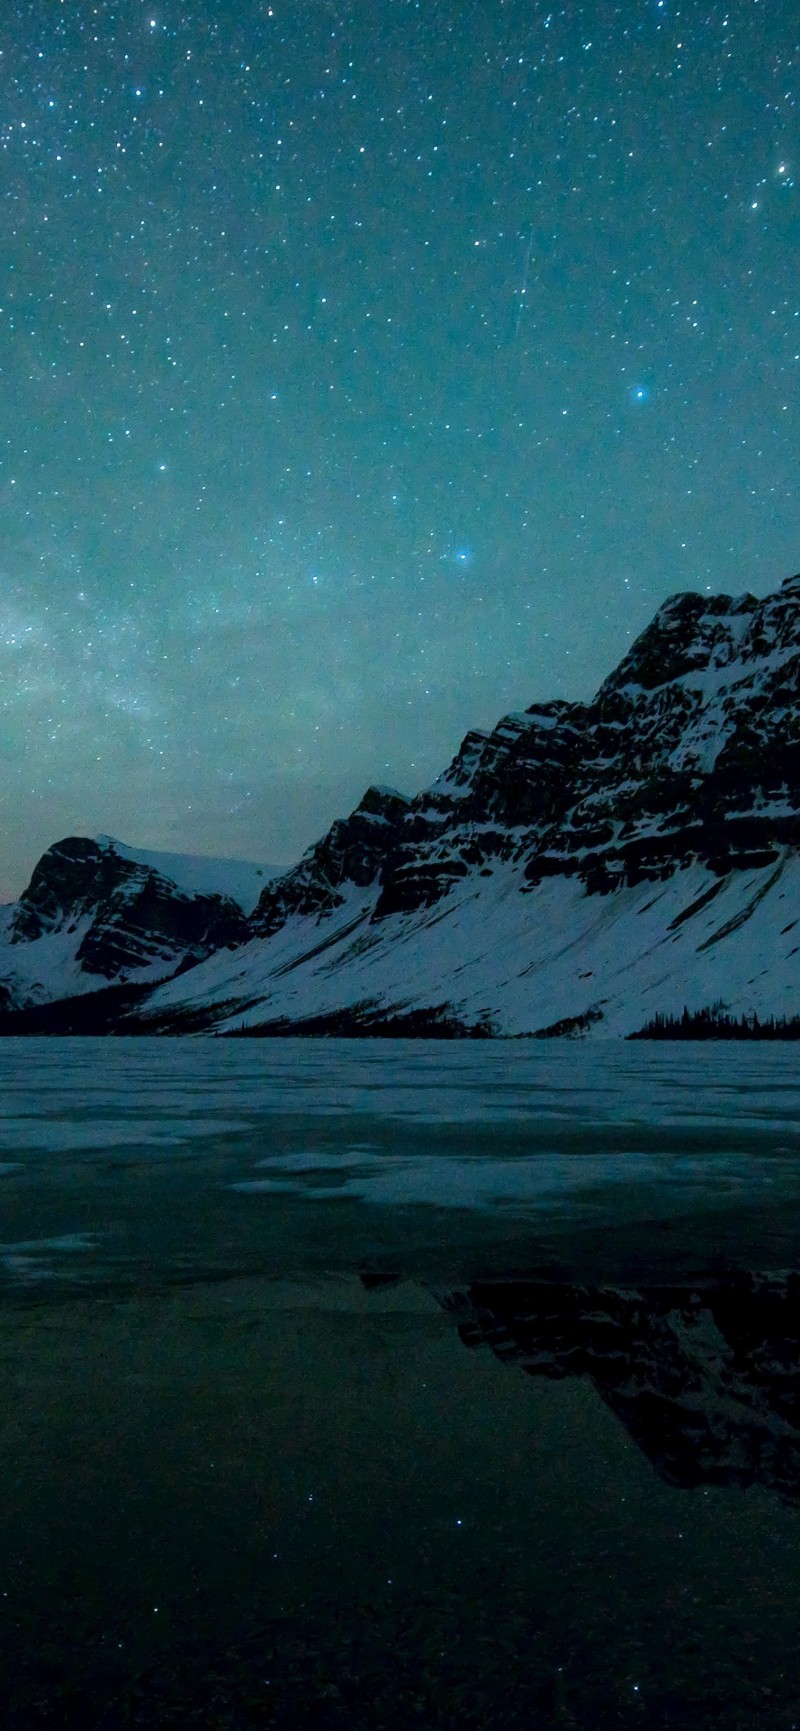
[132,570,800,1037]
[3,569,799,1035]
[0,835,276,1011]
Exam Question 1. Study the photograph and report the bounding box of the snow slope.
[95,838,276,916]
[139,848,800,1037]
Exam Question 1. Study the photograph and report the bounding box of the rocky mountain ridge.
[248,572,800,934]
[2,569,799,1033]
[135,569,800,1036]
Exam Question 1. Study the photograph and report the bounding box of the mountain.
[2,569,799,1035]
[0,836,276,1012]
[434,1271,800,1500]
[132,570,800,1037]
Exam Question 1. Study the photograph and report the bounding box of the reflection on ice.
[3,1040,800,1730]
[432,1270,800,1501]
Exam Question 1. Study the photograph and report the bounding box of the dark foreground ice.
[1,1037,800,1728]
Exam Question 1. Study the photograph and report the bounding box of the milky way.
[0,0,797,896]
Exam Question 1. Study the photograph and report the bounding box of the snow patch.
[95,836,277,912]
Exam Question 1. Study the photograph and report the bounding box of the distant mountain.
[2,570,799,1035]
[0,836,276,1011]
[133,570,800,1036]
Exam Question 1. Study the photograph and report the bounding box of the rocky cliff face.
[251,784,413,935]
[436,1272,800,1500]
[249,702,590,930]
[0,836,253,1007]
[533,576,800,891]
[247,572,800,927]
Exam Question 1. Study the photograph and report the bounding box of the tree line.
[629,1006,800,1040]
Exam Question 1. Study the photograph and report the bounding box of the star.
[0,0,793,895]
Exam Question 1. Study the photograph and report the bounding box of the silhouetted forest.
[629,1006,800,1040]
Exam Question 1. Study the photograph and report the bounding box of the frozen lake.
[1,1037,800,1726]
[3,1036,800,1291]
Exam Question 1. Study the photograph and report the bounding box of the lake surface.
[1,1037,800,1727]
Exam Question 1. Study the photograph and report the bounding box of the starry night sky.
[0,0,797,897]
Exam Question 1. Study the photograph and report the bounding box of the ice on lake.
[0,1035,799,1293]
[2,1037,800,1727]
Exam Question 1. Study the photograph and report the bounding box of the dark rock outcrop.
[6,836,249,992]
[534,577,800,889]
[251,785,412,935]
